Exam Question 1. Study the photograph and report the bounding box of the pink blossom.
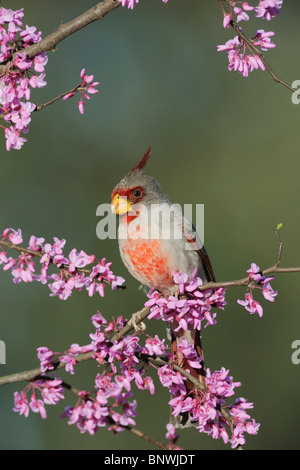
[37,346,55,372]
[2,227,23,245]
[4,226,263,448]
[13,377,64,421]
[255,0,283,21]
[63,68,99,115]
[146,272,226,332]
[237,292,264,317]
[13,391,29,417]
[40,378,65,405]
[32,53,48,73]
[63,92,76,100]
[29,73,47,88]
[238,263,277,316]
[20,25,41,43]
[11,258,35,284]
[253,29,276,51]
[118,0,168,8]
[29,395,47,419]
[217,27,276,77]
[0,251,8,265]
[118,0,140,9]
[223,13,232,28]
[247,263,263,281]
[0,7,47,150]
[68,248,95,272]
[4,127,27,150]
[143,335,167,356]
[28,235,45,251]
[262,279,277,302]
[0,230,125,299]
[59,354,77,374]
[14,52,32,70]
[165,423,179,442]
[233,6,250,22]
[78,99,84,115]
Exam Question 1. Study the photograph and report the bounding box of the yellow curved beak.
[111,193,133,215]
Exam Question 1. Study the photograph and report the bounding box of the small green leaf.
[276,223,283,231]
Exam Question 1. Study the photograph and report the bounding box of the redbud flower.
[255,0,283,21]
[165,423,179,442]
[223,14,233,28]
[63,68,99,115]
[0,7,48,150]
[13,391,29,417]
[78,100,84,115]
[218,0,282,78]
[0,228,125,300]
[118,0,140,9]
[145,272,226,332]
[237,263,277,316]
[30,395,47,419]
[63,92,75,100]
[118,0,168,9]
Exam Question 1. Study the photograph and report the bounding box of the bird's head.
[111,145,167,216]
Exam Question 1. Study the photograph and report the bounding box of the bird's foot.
[171,284,180,299]
[128,312,146,332]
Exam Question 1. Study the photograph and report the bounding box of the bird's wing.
[182,214,216,283]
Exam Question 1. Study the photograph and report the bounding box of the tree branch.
[0,305,150,387]
[199,228,300,291]
[0,0,121,76]
[0,226,297,439]
[0,238,126,290]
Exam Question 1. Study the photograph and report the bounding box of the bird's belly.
[120,238,174,292]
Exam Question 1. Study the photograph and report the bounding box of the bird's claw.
[171,284,180,299]
[129,312,146,332]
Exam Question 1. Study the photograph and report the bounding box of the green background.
[0,0,299,450]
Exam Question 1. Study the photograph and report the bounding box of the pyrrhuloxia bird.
[111,145,215,427]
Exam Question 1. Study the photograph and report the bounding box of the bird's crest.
[130,145,152,174]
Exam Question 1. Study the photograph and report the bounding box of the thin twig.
[35,82,82,112]
[124,426,170,450]
[217,0,299,96]
[199,228,300,291]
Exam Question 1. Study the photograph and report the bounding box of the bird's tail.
[169,321,206,428]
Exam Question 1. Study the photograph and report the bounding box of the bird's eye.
[133,188,142,198]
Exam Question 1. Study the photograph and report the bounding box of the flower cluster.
[0,8,100,151]
[63,68,99,115]
[12,269,261,448]
[142,273,260,448]
[33,309,259,447]
[158,362,259,448]
[62,387,137,436]
[218,0,283,77]
[145,272,227,332]
[5,226,263,447]
[198,368,260,448]
[13,377,64,419]
[237,263,277,316]
[35,311,170,435]
[0,7,47,150]
[118,0,168,9]
[0,228,125,300]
